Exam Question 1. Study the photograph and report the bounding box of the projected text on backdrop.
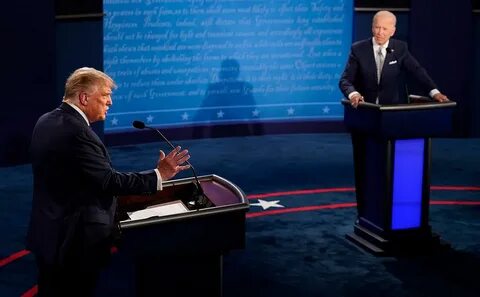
[104,0,353,132]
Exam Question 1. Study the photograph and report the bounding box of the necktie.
[376,46,384,84]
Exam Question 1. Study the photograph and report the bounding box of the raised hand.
[156,146,191,181]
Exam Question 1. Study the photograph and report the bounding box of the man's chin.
[96,116,106,122]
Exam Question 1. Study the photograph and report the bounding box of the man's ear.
[79,92,88,106]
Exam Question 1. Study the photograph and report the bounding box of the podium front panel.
[391,139,424,229]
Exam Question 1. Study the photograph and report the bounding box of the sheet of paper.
[126,200,188,221]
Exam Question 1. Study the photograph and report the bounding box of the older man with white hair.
[339,10,449,107]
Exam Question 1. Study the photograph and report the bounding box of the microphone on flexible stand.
[132,120,212,210]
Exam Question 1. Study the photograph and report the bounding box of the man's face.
[83,85,112,123]
[372,16,396,45]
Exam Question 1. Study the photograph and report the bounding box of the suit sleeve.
[339,47,359,98]
[72,128,158,196]
[402,47,437,92]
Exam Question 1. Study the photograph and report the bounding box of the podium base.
[346,224,450,256]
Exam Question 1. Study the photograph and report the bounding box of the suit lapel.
[367,39,379,83]
[381,39,397,80]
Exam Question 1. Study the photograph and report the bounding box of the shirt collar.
[372,39,389,50]
[65,101,90,126]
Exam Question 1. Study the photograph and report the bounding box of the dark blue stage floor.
[1,133,479,296]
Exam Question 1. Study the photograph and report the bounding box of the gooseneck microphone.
[132,120,211,210]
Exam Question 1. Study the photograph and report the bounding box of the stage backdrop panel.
[104,0,353,133]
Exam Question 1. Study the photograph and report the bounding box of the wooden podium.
[342,99,456,255]
[115,174,249,296]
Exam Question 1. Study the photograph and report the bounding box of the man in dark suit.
[26,67,192,296]
[339,10,449,107]
[339,11,450,223]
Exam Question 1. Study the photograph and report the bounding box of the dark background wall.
[1,1,479,166]
[1,1,56,166]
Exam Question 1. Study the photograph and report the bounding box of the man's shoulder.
[352,38,371,49]
[36,105,88,135]
[389,38,408,50]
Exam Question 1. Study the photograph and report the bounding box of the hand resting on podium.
[409,94,450,104]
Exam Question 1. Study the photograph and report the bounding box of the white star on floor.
[217,110,225,118]
[111,117,118,126]
[250,199,285,210]
[181,112,189,120]
[146,115,154,123]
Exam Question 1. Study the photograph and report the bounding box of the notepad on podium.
[123,200,188,222]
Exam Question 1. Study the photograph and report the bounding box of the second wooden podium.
[115,174,249,296]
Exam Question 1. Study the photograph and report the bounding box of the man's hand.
[156,146,191,181]
[349,93,364,108]
[433,93,449,102]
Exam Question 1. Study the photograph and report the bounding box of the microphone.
[132,120,212,210]
[386,47,394,54]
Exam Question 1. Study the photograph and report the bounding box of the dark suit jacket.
[339,38,437,104]
[26,103,157,266]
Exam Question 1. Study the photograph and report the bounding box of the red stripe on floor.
[247,185,480,200]
[247,187,355,199]
[247,202,357,218]
[0,249,30,267]
[20,285,37,297]
[431,185,480,191]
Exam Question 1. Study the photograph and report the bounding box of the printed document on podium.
[126,200,188,221]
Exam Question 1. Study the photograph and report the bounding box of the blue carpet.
[1,133,479,296]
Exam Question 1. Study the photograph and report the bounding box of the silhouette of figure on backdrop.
[193,58,264,138]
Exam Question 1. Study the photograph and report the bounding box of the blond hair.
[63,67,116,100]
